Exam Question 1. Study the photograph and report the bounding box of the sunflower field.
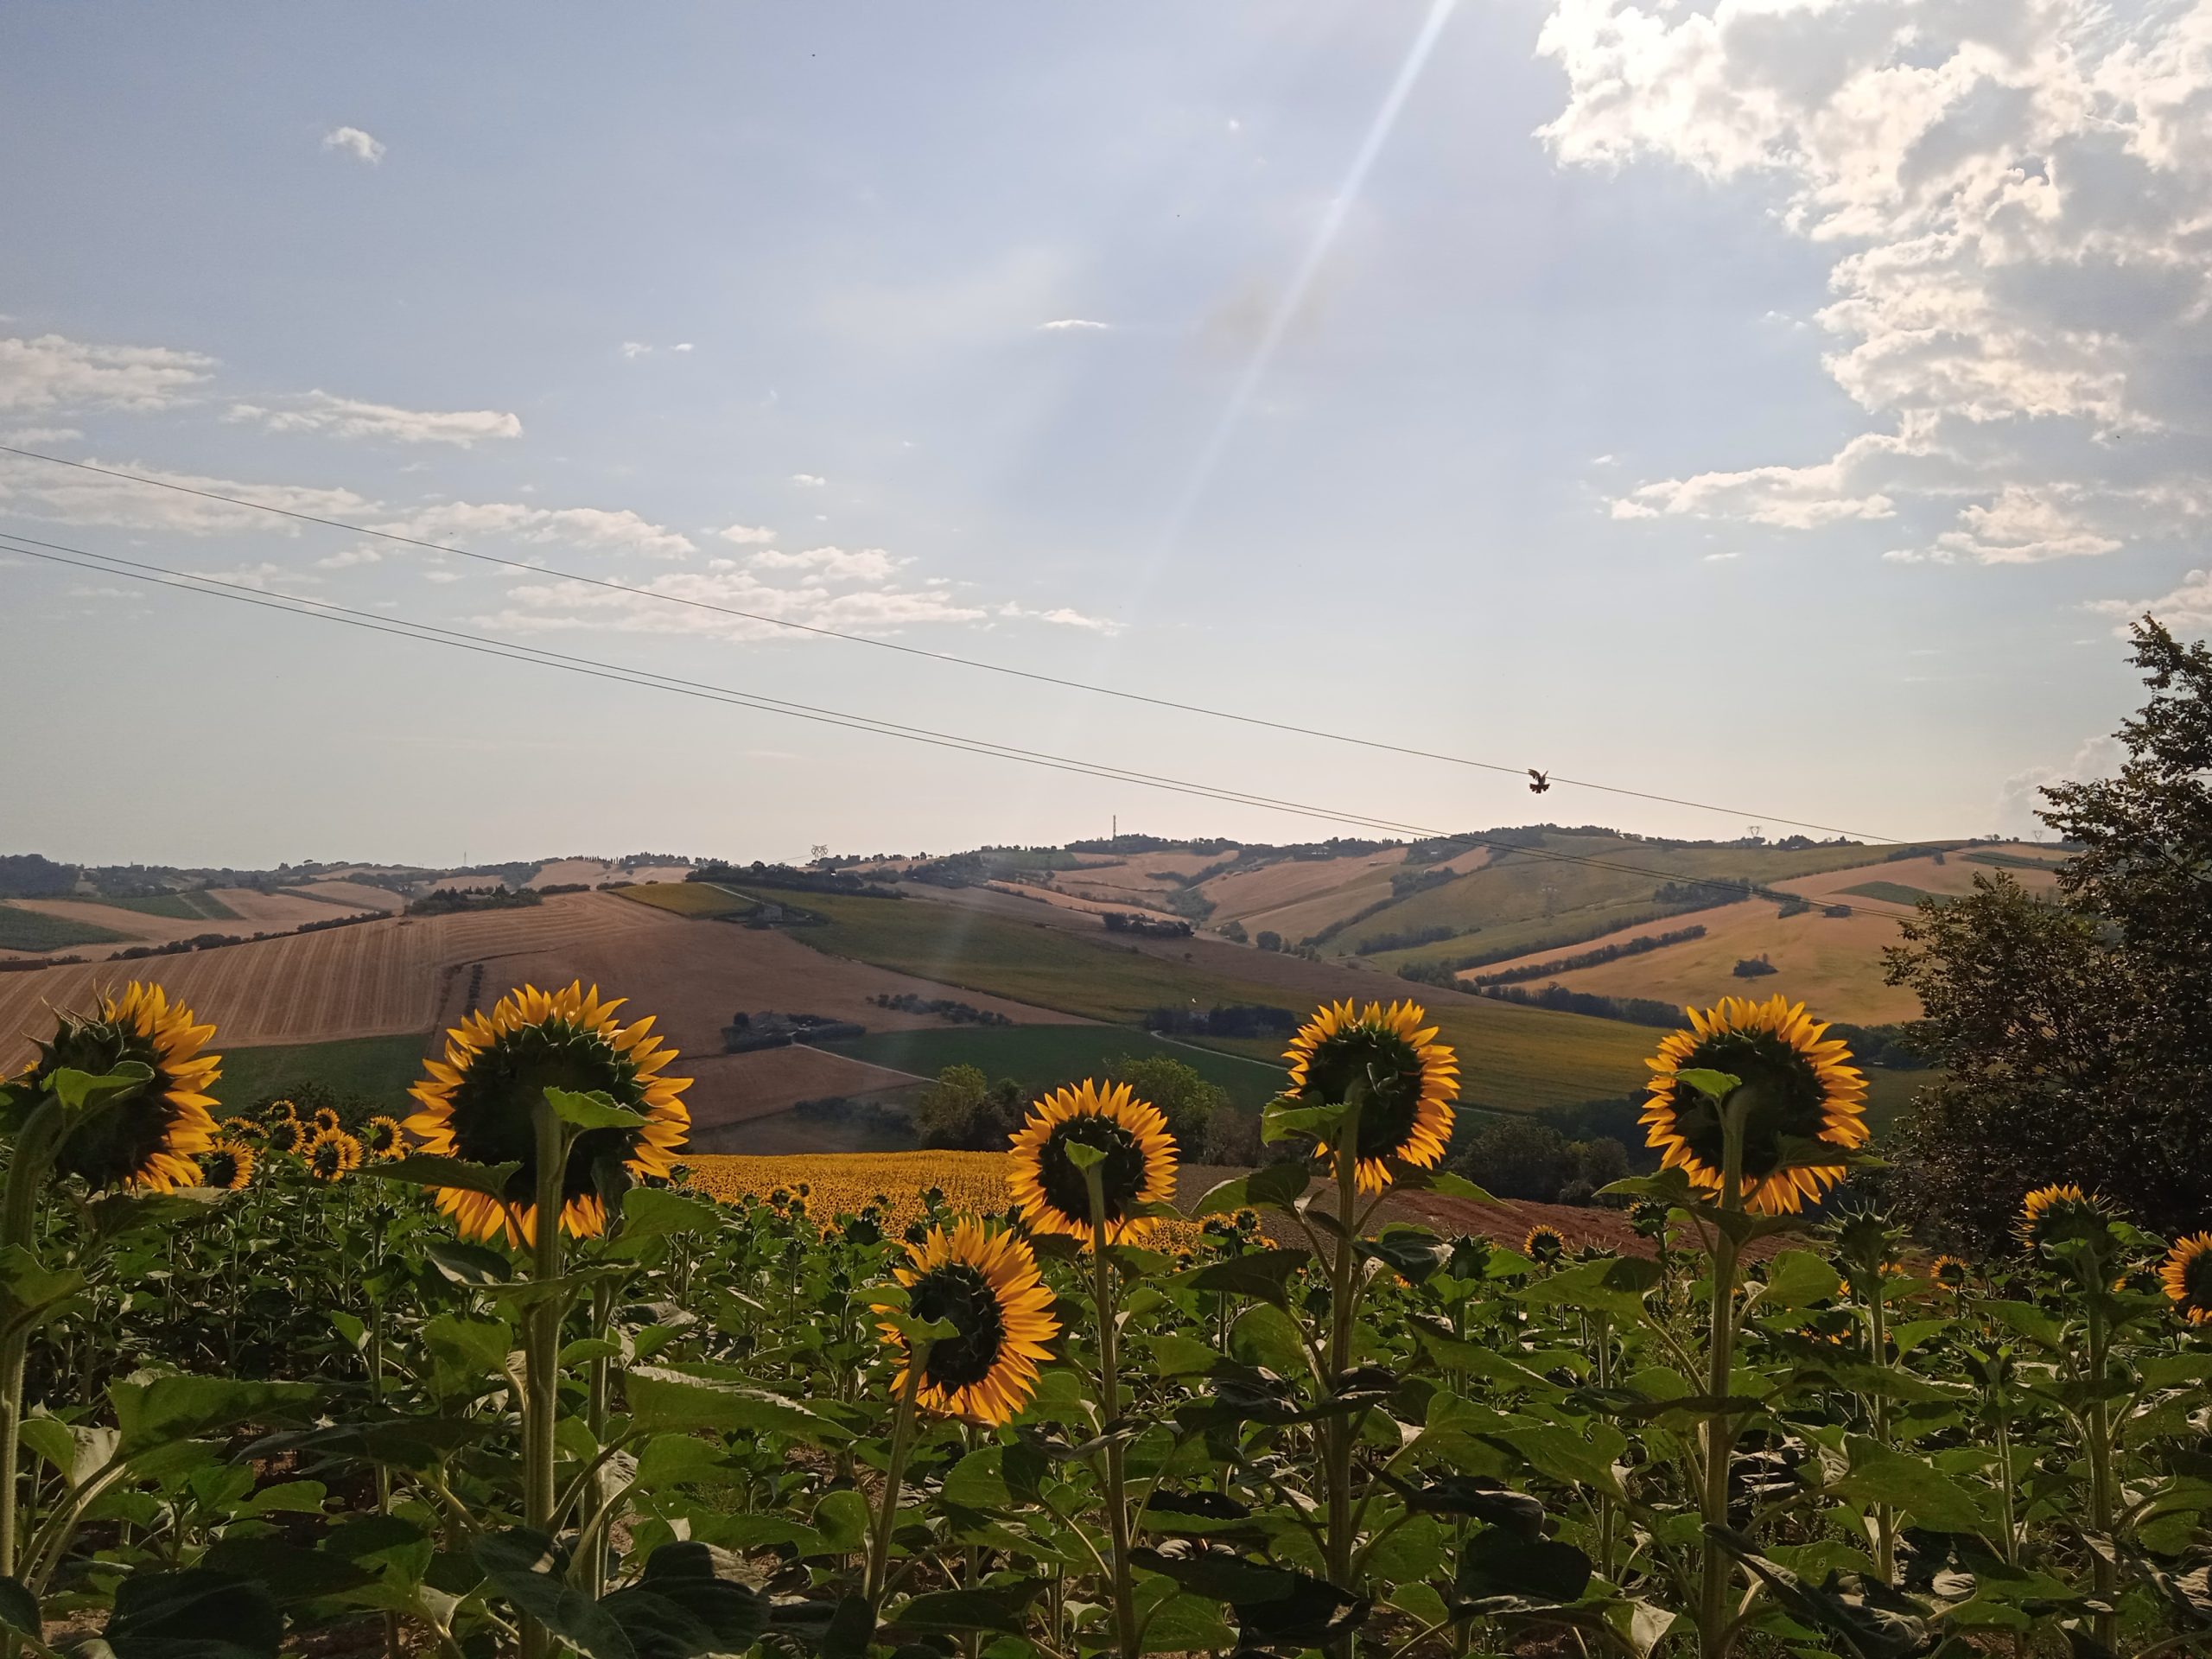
[5,979,2212,1659]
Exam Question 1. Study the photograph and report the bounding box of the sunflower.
[2162,1236,2212,1325]
[1929,1255,1971,1292]
[13,982,222,1194]
[404,982,691,1245]
[263,1115,305,1154]
[1007,1079,1176,1245]
[305,1128,363,1182]
[218,1116,261,1141]
[1283,1000,1459,1193]
[2016,1184,2116,1254]
[197,1142,256,1192]
[359,1115,407,1160]
[1640,995,1869,1216]
[311,1105,342,1134]
[1523,1224,1567,1263]
[873,1217,1059,1425]
[263,1097,298,1125]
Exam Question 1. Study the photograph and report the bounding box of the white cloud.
[1933,485,2121,564]
[384,500,696,560]
[715,523,776,546]
[315,545,383,570]
[0,426,82,445]
[2089,568,2212,640]
[997,601,1123,634]
[322,126,386,165]
[228,390,522,447]
[479,566,993,643]
[1038,318,1111,332]
[672,342,694,353]
[789,474,826,487]
[1702,550,1741,563]
[424,569,465,583]
[0,453,696,561]
[190,562,321,592]
[1615,433,1904,528]
[0,332,214,412]
[1995,734,2125,837]
[748,545,901,582]
[621,342,652,360]
[1542,0,2212,567]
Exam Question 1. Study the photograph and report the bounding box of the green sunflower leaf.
[545,1087,648,1131]
[1672,1068,1742,1101]
[1193,1163,1313,1217]
[366,1155,522,1201]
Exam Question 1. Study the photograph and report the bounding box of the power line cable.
[0,442,1909,842]
[0,529,1929,924]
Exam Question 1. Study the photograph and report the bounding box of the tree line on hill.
[912,1054,1265,1164]
[690,861,902,899]
[405,886,544,917]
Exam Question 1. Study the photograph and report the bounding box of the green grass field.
[212,1033,430,1111]
[0,905,127,951]
[1838,881,1945,907]
[816,1024,1287,1110]
[616,882,755,918]
[722,887,1655,1112]
[79,889,240,922]
[1340,835,1908,967]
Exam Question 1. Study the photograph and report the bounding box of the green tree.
[1887,619,2212,1247]
[1459,1116,1573,1201]
[1106,1054,1230,1152]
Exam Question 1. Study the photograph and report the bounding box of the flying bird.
[1527,770,1550,794]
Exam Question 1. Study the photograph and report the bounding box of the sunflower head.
[1281,1000,1459,1194]
[1825,1203,1904,1292]
[360,1116,407,1160]
[404,982,691,1246]
[873,1218,1059,1425]
[2016,1184,2120,1259]
[311,1105,342,1134]
[1641,996,1869,1216]
[1446,1233,1492,1281]
[305,1128,363,1183]
[1523,1224,1567,1264]
[263,1116,305,1154]
[263,1097,298,1126]
[198,1141,256,1192]
[10,982,222,1194]
[218,1116,261,1141]
[1929,1255,1971,1292]
[2162,1235,2212,1325]
[1007,1079,1176,1245]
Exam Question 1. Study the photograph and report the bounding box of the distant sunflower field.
[4,976,2212,1659]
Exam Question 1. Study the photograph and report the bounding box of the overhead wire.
[0,442,1908,843]
[0,529,1930,924]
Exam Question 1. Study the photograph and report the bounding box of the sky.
[3,1,2207,869]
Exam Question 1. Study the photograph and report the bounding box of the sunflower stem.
[583,1276,615,1600]
[0,1096,65,1586]
[518,1095,569,1659]
[1082,1169,1140,1659]
[867,1342,926,1605]
[1324,1088,1364,1659]
[1697,1090,1749,1659]
[2084,1291,2117,1653]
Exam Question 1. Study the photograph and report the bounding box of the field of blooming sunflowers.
[6,977,2212,1659]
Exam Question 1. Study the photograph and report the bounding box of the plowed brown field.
[0,890,1076,1071]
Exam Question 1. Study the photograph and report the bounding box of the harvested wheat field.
[0,890,669,1064]
[202,887,385,929]
[289,880,407,912]
[982,881,1185,927]
[678,1047,921,1147]
[0,898,217,947]
[1199,846,1408,925]
[462,909,1077,1058]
